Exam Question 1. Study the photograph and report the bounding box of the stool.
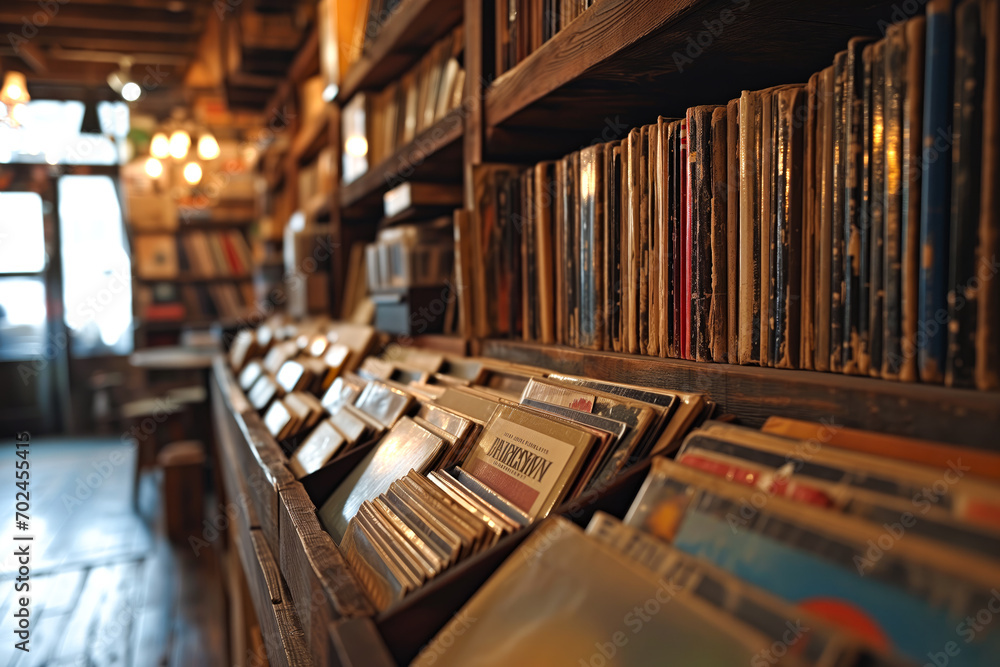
[158,440,206,544]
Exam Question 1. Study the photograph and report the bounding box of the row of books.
[230,318,710,611]
[495,0,595,76]
[137,282,255,322]
[471,0,1000,390]
[364,219,454,292]
[416,417,1000,666]
[179,230,253,278]
[133,231,252,280]
[343,26,465,181]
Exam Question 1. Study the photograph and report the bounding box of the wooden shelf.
[338,0,463,102]
[483,0,909,160]
[175,220,254,231]
[264,24,320,115]
[137,317,250,331]
[340,107,464,218]
[289,110,331,166]
[479,339,1000,451]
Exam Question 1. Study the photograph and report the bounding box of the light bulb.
[10,103,27,125]
[197,133,220,160]
[145,157,163,178]
[150,132,169,159]
[121,82,141,102]
[345,135,368,157]
[169,129,190,159]
[183,161,202,185]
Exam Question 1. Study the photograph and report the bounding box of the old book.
[687,106,716,362]
[882,25,907,380]
[624,458,1000,666]
[678,119,690,359]
[319,417,445,544]
[830,51,848,372]
[726,99,741,361]
[919,0,955,383]
[900,17,927,382]
[656,117,672,357]
[709,106,729,362]
[738,91,761,365]
[844,37,875,374]
[761,416,1000,482]
[868,40,887,377]
[412,517,789,667]
[667,121,683,358]
[801,75,819,371]
[578,144,605,350]
[290,419,348,478]
[647,124,661,357]
[520,169,535,341]
[947,0,987,388]
[857,45,874,374]
[605,144,624,352]
[976,0,1000,390]
[638,125,651,356]
[534,161,557,344]
[624,128,642,354]
[773,87,804,369]
[553,158,567,345]
[759,90,775,368]
[815,67,835,371]
[461,404,595,520]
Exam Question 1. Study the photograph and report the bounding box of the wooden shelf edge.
[485,0,699,127]
[339,0,463,101]
[340,107,464,211]
[480,339,1000,450]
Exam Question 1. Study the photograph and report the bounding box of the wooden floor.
[0,439,227,667]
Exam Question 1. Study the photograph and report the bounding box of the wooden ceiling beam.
[0,29,198,55]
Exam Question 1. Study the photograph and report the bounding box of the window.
[0,192,47,360]
[0,100,129,166]
[59,175,133,356]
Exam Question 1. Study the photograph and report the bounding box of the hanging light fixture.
[183,161,202,184]
[1,71,30,128]
[169,128,190,159]
[80,96,103,134]
[197,133,220,160]
[150,132,170,159]
[145,157,164,178]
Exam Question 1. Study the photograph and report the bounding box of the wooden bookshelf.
[136,275,253,284]
[478,340,1000,451]
[338,0,464,101]
[340,106,464,217]
[483,0,908,159]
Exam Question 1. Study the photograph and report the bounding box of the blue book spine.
[918,0,953,383]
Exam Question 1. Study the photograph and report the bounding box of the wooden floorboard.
[0,439,226,667]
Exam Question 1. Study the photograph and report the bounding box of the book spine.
[869,42,887,376]
[726,99,741,362]
[607,145,623,352]
[883,25,908,379]
[521,169,534,341]
[535,162,557,344]
[658,116,672,358]
[759,91,774,367]
[738,91,760,365]
[830,50,848,372]
[554,160,567,344]
[844,37,873,374]
[976,0,1000,390]
[919,0,954,383]
[568,153,579,347]
[946,0,986,388]
[710,106,729,363]
[801,75,819,371]
[648,125,661,357]
[680,120,691,359]
[900,18,927,382]
[689,107,715,362]
[816,68,834,371]
[858,45,874,375]
[775,87,805,369]
[638,125,651,356]
[667,121,682,358]
[578,146,601,350]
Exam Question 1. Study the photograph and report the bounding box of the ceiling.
[0,0,310,120]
